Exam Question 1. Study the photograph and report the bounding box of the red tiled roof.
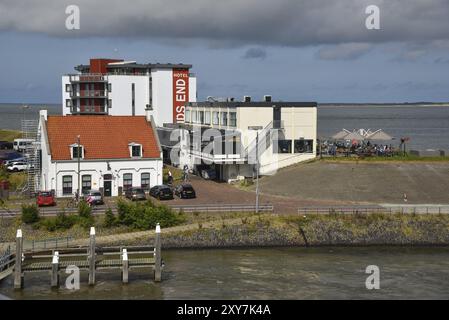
[46,116,160,160]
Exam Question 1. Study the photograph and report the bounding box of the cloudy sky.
[0,0,448,103]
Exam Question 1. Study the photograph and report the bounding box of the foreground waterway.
[0,247,448,299]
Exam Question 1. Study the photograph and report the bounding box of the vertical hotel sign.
[172,69,189,123]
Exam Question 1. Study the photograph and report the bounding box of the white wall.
[108,75,149,116]
[151,69,173,125]
[42,158,163,197]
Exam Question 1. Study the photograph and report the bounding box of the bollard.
[154,223,162,282]
[14,229,23,289]
[51,251,59,288]
[88,227,96,286]
[121,248,129,284]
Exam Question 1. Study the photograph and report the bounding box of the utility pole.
[77,135,81,198]
[248,126,263,214]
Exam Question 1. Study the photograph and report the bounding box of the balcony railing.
[70,90,108,98]
[68,74,108,82]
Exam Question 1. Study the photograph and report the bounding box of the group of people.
[166,165,190,185]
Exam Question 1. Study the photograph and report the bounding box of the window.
[72,145,83,159]
[221,112,228,126]
[229,112,237,127]
[108,99,112,108]
[123,173,133,190]
[212,112,219,125]
[81,175,91,193]
[294,139,314,153]
[204,111,211,125]
[141,173,150,190]
[65,84,71,92]
[108,83,112,92]
[185,109,191,123]
[132,145,142,157]
[198,111,204,124]
[66,99,72,107]
[62,175,72,195]
[192,110,198,123]
[275,140,292,154]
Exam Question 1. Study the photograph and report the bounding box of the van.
[13,139,34,152]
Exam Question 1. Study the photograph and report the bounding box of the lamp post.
[77,135,81,199]
[248,126,263,214]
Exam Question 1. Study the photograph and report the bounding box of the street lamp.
[248,126,263,214]
[77,135,81,199]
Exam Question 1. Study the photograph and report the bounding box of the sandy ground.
[253,161,449,204]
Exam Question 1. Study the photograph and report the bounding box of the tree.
[104,208,116,228]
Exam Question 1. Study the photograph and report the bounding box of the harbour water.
[1,103,449,151]
[0,247,448,300]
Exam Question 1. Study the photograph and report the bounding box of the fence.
[169,204,274,213]
[24,236,74,252]
[297,206,449,215]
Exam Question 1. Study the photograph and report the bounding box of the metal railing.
[169,204,274,213]
[297,206,449,215]
[25,236,74,252]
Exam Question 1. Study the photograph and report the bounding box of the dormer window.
[129,142,142,158]
[70,143,84,159]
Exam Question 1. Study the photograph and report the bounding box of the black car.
[174,183,196,199]
[149,185,174,200]
[0,141,13,150]
[124,187,147,201]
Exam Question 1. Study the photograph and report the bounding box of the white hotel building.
[62,58,197,127]
[166,96,318,181]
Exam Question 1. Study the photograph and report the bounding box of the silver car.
[83,190,104,205]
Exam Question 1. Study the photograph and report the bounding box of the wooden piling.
[121,248,129,284]
[51,251,59,288]
[154,223,161,282]
[14,229,23,289]
[88,227,96,286]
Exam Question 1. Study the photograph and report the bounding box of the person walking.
[167,170,173,185]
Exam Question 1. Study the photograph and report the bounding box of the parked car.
[13,139,34,152]
[36,191,56,207]
[4,157,26,166]
[0,141,13,150]
[82,190,104,205]
[124,187,147,201]
[6,161,31,172]
[149,185,174,200]
[174,183,196,199]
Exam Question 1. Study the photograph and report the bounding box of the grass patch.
[0,129,22,142]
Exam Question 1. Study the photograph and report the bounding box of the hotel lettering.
[172,69,189,123]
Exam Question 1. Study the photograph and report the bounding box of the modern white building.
[165,96,317,181]
[62,58,197,127]
[38,110,163,197]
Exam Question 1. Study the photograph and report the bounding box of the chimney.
[264,95,272,102]
[243,96,251,103]
[40,109,48,121]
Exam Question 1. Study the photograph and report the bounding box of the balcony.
[68,74,108,83]
[188,149,245,163]
[70,90,108,98]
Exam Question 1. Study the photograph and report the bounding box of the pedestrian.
[167,170,173,185]
[403,193,408,203]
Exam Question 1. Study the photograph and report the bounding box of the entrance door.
[103,181,112,197]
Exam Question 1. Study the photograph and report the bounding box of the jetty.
[0,224,163,289]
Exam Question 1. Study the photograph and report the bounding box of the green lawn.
[0,129,22,142]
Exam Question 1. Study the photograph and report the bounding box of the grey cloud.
[0,0,449,48]
[316,43,372,60]
[243,48,267,60]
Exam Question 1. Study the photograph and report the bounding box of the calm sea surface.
[0,247,448,300]
[1,103,449,150]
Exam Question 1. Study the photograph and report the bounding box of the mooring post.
[154,223,162,282]
[51,251,59,288]
[14,229,23,289]
[88,227,96,286]
[121,248,129,284]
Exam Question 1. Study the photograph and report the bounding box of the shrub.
[55,210,76,229]
[104,208,116,228]
[78,200,92,219]
[115,200,185,230]
[21,204,40,224]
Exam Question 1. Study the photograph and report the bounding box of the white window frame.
[70,144,84,159]
[129,142,143,158]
